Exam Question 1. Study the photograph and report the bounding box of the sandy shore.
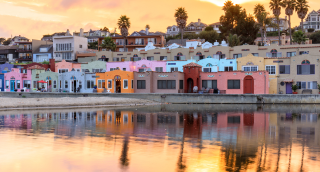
[0,97,158,109]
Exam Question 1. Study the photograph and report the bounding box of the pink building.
[199,71,269,94]
[55,60,82,73]
[4,68,32,92]
[106,59,167,72]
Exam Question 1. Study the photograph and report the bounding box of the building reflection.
[0,108,319,172]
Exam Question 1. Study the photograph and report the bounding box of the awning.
[283,79,293,83]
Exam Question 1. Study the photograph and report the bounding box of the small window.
[243,66,258,71]
[123,68,126,71]
[170,67,178,72]
[23,80,31,89]
[157,80,176,89]
[137,80,146,89]
[233,53,242,59]
[228,80,240,89]
[224,66,233,71]
[17,80,20,89]
[202,80,217,89]
[0,79,2,88]
[98,80,105,88]
[5,80,9,89]
[131,80,134,89]
[123,80,128,89]
[266,65,276,75]
[203,68,211,72]
[65,80,68,88]
[139,69,145,72]
[179,80,183,89]
[252,53,259,57]
[297,64,315,75]
[156,67,163,72]
[279,65,290,74]
[228,116,240,123]
[107,80,112,89]
[79,45,82,48]
[160,56,167,61]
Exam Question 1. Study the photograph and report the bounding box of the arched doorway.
[114,75,121,93]
[243,76,254,94]
[187,78,193,93]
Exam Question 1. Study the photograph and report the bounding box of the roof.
[255,36,290,41]
[183,62,202,67]
[167,25,178,29]
[27,65,46,70]
[12,36,29,41]
[33,44,53,54]
[209,22,221,26]
[166,39,188,46]
[187,20,207,27]
[0,46,18,50]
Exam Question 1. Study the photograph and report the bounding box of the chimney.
[146,27,149,35]
[198,19,201,25]
[66,29,70,36]
[80,28,84,37]
[49,59,55,72]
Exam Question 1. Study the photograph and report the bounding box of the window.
[23,80,30,89]
[287,52,296,57]
[170,67,178,72]
[123,68,126,71]
[98,80,105,88]
[242,66,258,71]
[59,69,68,73]
[107,80,112,89]
[160,56,167,61]
[0,79,2,88]
[203,68,212,72]
[179,80,183,89]
[252,53,259,57]
[22,69,27,73]
[156,67,163,72]
[202,80,217,89]
[228,80,240,89]
[157,80,176,89]
[36,74,39,78]
[5,80,9,89]
[123,80,128,89]
[87,80,94,89]
[224,66,233,71]
[53,80,57,89]
[79,45,82,48]
[137,80,146,89]
[228,116,240,124]
[79,81,82,88]
[233,53,242,59]
[147,56,154,61]
[92,69,103,73]
[299,51,309,55]
[297,65,315,75]
[110,68,116,71]
[33,81,37,88]
[65,80,68,88]
[113,57,119,61]
[266,65,276,75]
[139,69,145,72]
[297,81,317,89]
[17,80,20,89]
[132,80,134,89]
[279,65,290,74]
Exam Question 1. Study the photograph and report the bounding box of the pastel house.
[106,61,134,72]
[106,59,166,72]
[0,73,4,91]
[37,69,59,92]
[55,60,82,73]
[166,59,196,72]
[32,45,53,63]
[81,60,106,73]
[0,63,14,73]
[58,69,96,93]
[28,65,47,92]
[4,68,32,92]
[95,69,134,93]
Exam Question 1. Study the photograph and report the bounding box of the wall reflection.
[0,106,319,172]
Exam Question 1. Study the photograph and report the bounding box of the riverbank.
[0,97,158,110]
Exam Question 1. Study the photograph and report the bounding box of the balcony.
[16,48,32,53]
[184,28,203,32]
[55,48,74,52]
[16,57,32,62]
[0,58,8,64]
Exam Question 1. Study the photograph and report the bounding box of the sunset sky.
[0,0,319,40]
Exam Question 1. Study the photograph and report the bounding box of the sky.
[0,0,319,40]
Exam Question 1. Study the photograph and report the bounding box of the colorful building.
[106,59,166,72]
[81,60,106,73]
[0,63,15,73]
[55,60,81,73]
[133,71,184,93]
[58,69,96,93]
[37,69,59,92]
[0,73,4,91]
[4,68,32,92]
[28,65,47,92]
[95,70,134,93]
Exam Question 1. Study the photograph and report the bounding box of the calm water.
[0,104,320,172]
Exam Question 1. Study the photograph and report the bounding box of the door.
[10,80,15,92]
[243,113,254,126]
[286,83,292,94]
[187,78,193,93]
[243,76,254,94]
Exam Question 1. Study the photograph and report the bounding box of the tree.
[198,30,219,44]
[0,38,5,44]
[2,38,11,45]
[281,0,297,45]
[174,7,188,46]
[256,11,275,45]
[270,0,283,45]
[100,37,116,51]
[219,1,259,45]
[117,15,131,52]
[292,30,306,44]
[295,0,309,30]
[227,34,241,47]
[204,26,213,31]
[100,27,109,32]
[88,41,98,50]
[146,24,150,30]
[254,4,267,45]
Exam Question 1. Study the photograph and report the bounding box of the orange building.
[95,69,134,93]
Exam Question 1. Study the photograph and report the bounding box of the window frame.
[137,80,146,89]
[203,67,212,72]
[297,64,315,75]
[279,65,290,74]
[242,66,258,71]
[23,80,31,89]
[123,79,128,89]
[227,80,240,89]
[107,79,112,89]
[265,65,276,75]
[224,66,233,71]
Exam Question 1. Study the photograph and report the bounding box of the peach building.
[95,69,134,93]
[55,60,82,73]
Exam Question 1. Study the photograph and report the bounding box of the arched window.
[301,60,310,65]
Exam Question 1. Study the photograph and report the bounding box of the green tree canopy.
[309,31,320,43]
[101,37,116,51]
[100,27,109,32]
[204,26,213,31]
[0,38,5,44]
[88,41,98,50]
[2,38,11,45]
[199,30,219,44]
[292,30,307,44]
[227,34,241,47]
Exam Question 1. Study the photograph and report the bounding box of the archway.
[114,75,121,93]
[187,78,194,93]
[243,76,254,94]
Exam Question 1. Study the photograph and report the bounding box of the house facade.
[37,70,59,92]
[53,36,88,61]
[32,45,53,63]
[81,61,107,73]
[303,9,320,31]
[166,25,180,37]
[185,19,207,34]
[28,65,47,92]
[0,63,15,73]
[16,42,32,63]
[266,17,289,32]
[0,46,18,64]
[95,70,134,93]
[55,60,81,73]
[58,70,97,93]
[106,59,166,72]
[4,68,32,92]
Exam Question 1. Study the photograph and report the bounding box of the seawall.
[1,92,320,104]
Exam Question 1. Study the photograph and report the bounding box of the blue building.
[0,63,14,73]
[166,59,196,72]
[33,45,53,63]
[0,72,6,92]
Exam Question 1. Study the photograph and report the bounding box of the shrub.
[308,28,315,33]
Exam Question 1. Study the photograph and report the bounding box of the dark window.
[203,68,211,72]
[228,80,240,89]
[297,65,315,75]
[202,80,217,89]
[171,67,178,72]
[157,80,176,89]
[160,56,167,61]
[233,54,242,59]
[228,116,240,123]
[279,65,290,74]
[156,67,163,72]
[137,80,146,89]
[252,53,259,57]
[179,80,183,89]
[224,66,233,71]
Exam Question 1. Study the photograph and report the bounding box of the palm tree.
[256,12,275,45]
[146,24,150,30]
[295,0,309,30]
[270,0,283,45]
[117,15,131,52]
[174,7,188,46]
[254,4,266,44]
[281,0,297,45]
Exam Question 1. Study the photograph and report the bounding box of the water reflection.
[0,105,319,172]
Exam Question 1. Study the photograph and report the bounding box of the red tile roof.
[183,62,202,67]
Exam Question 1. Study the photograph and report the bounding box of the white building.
[266,17,289,32]
[303,9,320,32]
[208,22,221,33]
[166,25,180,37]
[53,36,88,61]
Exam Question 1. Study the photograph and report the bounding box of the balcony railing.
[16,48,32,52]
[55,48,74,52]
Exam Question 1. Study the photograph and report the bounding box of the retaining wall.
[2,92,320,104]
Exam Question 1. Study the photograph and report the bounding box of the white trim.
[123,79,128,89]
[242,66,258,71]
[107,79,112,89]
[265,65,276,75]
